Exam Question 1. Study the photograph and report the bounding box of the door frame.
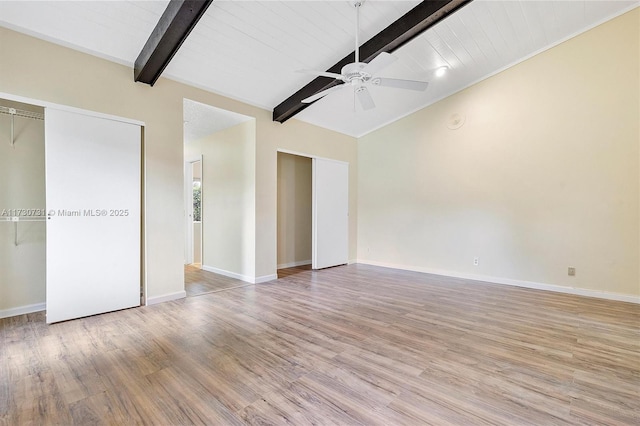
[184,155,203,266]
[276,148,349,272]
[0,91,148,306]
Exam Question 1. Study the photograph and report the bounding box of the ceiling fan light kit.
[299,1,430,111]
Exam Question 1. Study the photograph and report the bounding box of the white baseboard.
[146,291,186,306]
[0,302,46,319]
[202,265,277,284]
[202,265,253,282]
[277,260,311,269]
[255,274,278,284]
[276,260,358,269]
[356,259,640,304]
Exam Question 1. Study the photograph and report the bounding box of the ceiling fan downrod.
[354,1,362,63]
[298,0,428,108]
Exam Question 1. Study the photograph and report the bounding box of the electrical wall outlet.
[568,267,576,276]
[473,257,479,266]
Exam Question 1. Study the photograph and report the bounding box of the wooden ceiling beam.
[272,0,473,124]
[134,0,213,86]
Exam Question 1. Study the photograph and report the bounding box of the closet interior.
[0,98,46,315]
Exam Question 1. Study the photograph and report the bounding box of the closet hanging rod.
[1,217,47,247]
[0,217,47,222]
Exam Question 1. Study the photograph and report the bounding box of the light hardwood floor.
[1,264,639,425]
[185,264,250,296]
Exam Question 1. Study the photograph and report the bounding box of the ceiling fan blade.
[362,52,397,76]
[356,87,375,111]
[301,84,345,103]
[297,69,345,81]
[373,77,429,91]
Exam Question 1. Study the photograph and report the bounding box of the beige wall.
[256,119,358,279]
[277,152,312,267]
[0,26,357,307]
[0,100,46,314]
[185,121,256,279]
[358,9,639,297]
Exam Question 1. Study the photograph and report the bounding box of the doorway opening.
[185,159,202,267]
[277,152,312,278]
[0,98,46,319]
[276,151,349,278]
[1,95,144,323]
[183,98,256,296]
[192,161,202,267]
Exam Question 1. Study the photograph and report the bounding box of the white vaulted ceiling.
[296,0,639,136]
[165,1,421,109]
[183,99,253,143]
[0,1,636,137]
[0,1,170,65]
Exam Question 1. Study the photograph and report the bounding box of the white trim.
[277,260,312,269]
[202,265,250,282]
[0,302,46,319]
[356,259,640,305]
[184,155,203,267]
[202,265,276,284]
[255,274,278,284]
[142,130,148,306]
[0,21,134,69]
[168,74,272,112]
[355,3,640,139]
[184,160,195,265]
[146,291,186,306]
[0,91,145,126]
[277,148,349,165]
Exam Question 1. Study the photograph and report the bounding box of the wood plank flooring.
[185,264,250,296]
[1,264,639,425]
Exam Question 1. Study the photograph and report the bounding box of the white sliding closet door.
[312,158,348,269]
[45,108,141,323]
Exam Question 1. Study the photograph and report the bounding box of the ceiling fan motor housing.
[341,62,371,85]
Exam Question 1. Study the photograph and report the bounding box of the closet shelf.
[1,105,44,148]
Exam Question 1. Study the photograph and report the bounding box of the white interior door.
[45,108,141,323]
[312,158,348,269]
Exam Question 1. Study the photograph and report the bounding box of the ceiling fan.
[299,1,429,110]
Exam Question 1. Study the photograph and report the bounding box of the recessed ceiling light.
[435,66,449,77]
